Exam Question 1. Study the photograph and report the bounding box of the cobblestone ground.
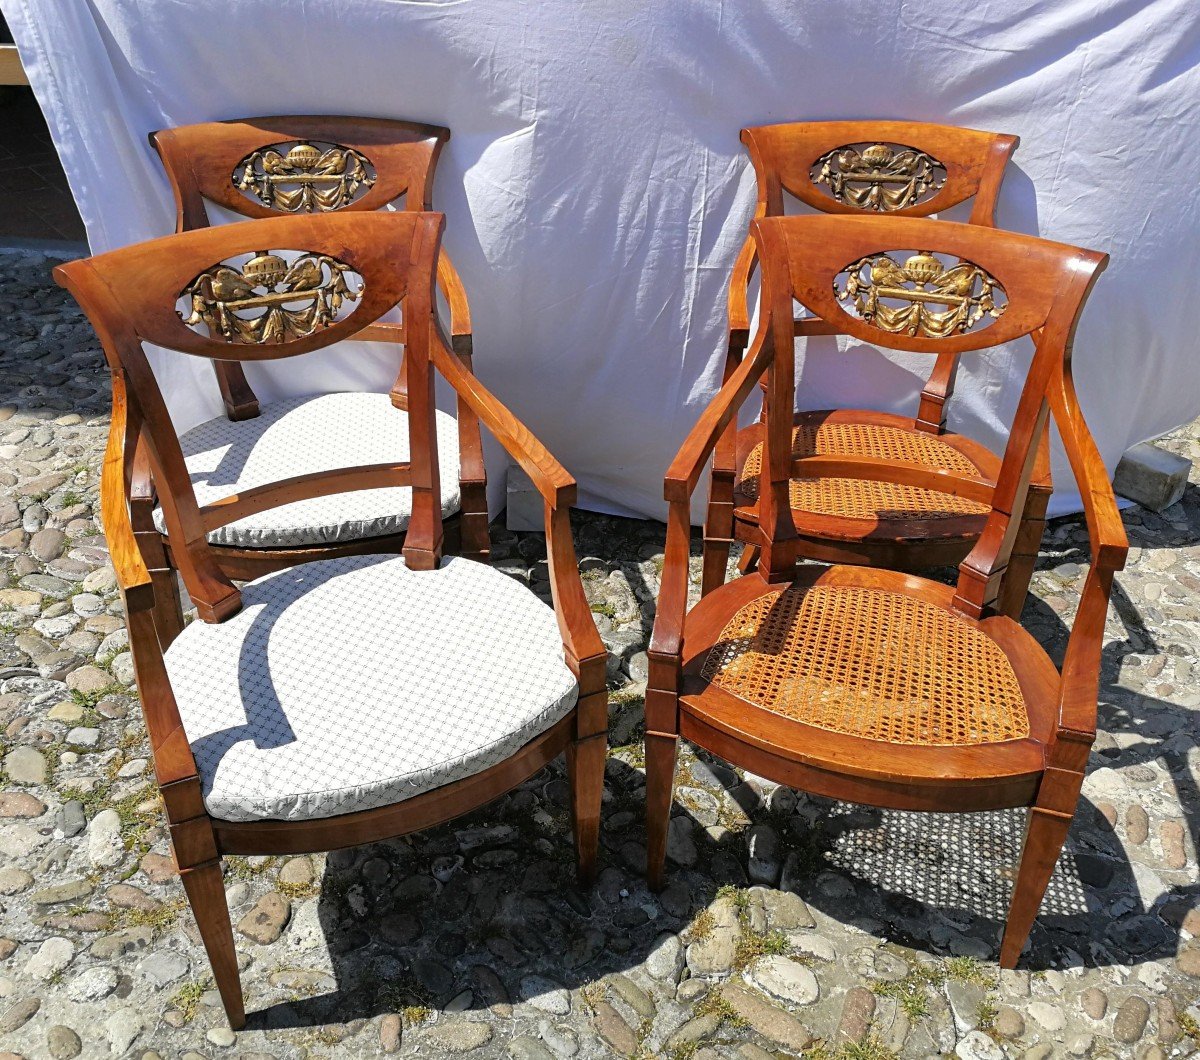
[1,247,1198,1059]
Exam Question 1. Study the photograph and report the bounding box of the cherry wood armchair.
[706,121,1050,619]
[136,116,487,628]
[648,213,1125,968]
[56,211,607,1029]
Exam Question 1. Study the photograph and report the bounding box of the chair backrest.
[54,211,446,623]
[750,213,1109,617]
[734,121,1019,432]
[742,120,1018,225]
[151,115,450,231]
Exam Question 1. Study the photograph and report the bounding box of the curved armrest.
[665,325,774,503]
[1049,360,1129,753]
[428,326,601,671]
[430,327,575,510]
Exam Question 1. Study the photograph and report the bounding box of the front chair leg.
[179,859,246,1029]
[999,804,1073,968]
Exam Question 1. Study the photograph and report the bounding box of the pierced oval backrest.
[60,211,430,361]
[55,211,445,623]
[752,213,1108,616]
[152,115,449,230]
[755,214,1080,357]
[742,120,1017,225]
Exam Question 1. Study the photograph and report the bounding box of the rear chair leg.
[999,805,1073,968]
[998,486,1050,620]
[567,732,605,887]
[179,859,245,1029]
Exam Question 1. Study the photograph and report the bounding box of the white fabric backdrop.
[6,0,1199,520]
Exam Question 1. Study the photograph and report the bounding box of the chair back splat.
[152,115,467,418]
[55,211,444,622]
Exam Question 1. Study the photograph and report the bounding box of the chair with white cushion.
[56,210,607,1030]
[134,115,487,644]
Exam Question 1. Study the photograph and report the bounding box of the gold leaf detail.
[834,251,1007,338]
[233,140,376,212]
[811,142,946,211]
[180,251,362,344]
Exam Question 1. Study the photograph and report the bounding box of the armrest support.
[665,326,774,503]
[437,251,473,340]
[727,231,760,344]
[649,498,693,661]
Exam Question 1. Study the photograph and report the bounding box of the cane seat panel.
[700,582,1029,747]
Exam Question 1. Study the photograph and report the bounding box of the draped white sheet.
[6,0,1198,520]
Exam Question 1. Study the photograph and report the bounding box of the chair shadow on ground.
[241,507,1200,1030]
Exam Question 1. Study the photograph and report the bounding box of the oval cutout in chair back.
[232,140,378,212]
[177,249,364,345]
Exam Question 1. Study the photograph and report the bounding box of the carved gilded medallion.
[233,141,376,212]
[834,251,1007,338]
[180,251,362,344]
[811,143,946,211]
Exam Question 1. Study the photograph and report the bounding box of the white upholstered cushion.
[163,555,577,822]
[153,393,461,548]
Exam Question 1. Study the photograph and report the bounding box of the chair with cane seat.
[704,121,1050,620]
[136,116,488,643]
[648,212,1125,966]
[56,210,608,1028]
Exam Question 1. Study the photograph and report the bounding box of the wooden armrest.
[665,325,774,503]
[430,326,575,509]
[102,371,154,613]
[1046,358,1128,758]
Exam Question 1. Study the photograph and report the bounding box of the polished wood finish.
[710,120,1050,610]
[146,114,488,572]
[649,213,1124,968]
[55,210,606,1028]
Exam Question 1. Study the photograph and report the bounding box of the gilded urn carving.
[180,250,362,344]
[233,140,376,212]
[811,142,946,211]
[835,250,1007,338]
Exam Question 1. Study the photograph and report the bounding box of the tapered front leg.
[999,805,1073,968]
[179,859,245,1029]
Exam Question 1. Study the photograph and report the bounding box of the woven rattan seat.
[700,583,1028,746]
[737,419,991,521]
